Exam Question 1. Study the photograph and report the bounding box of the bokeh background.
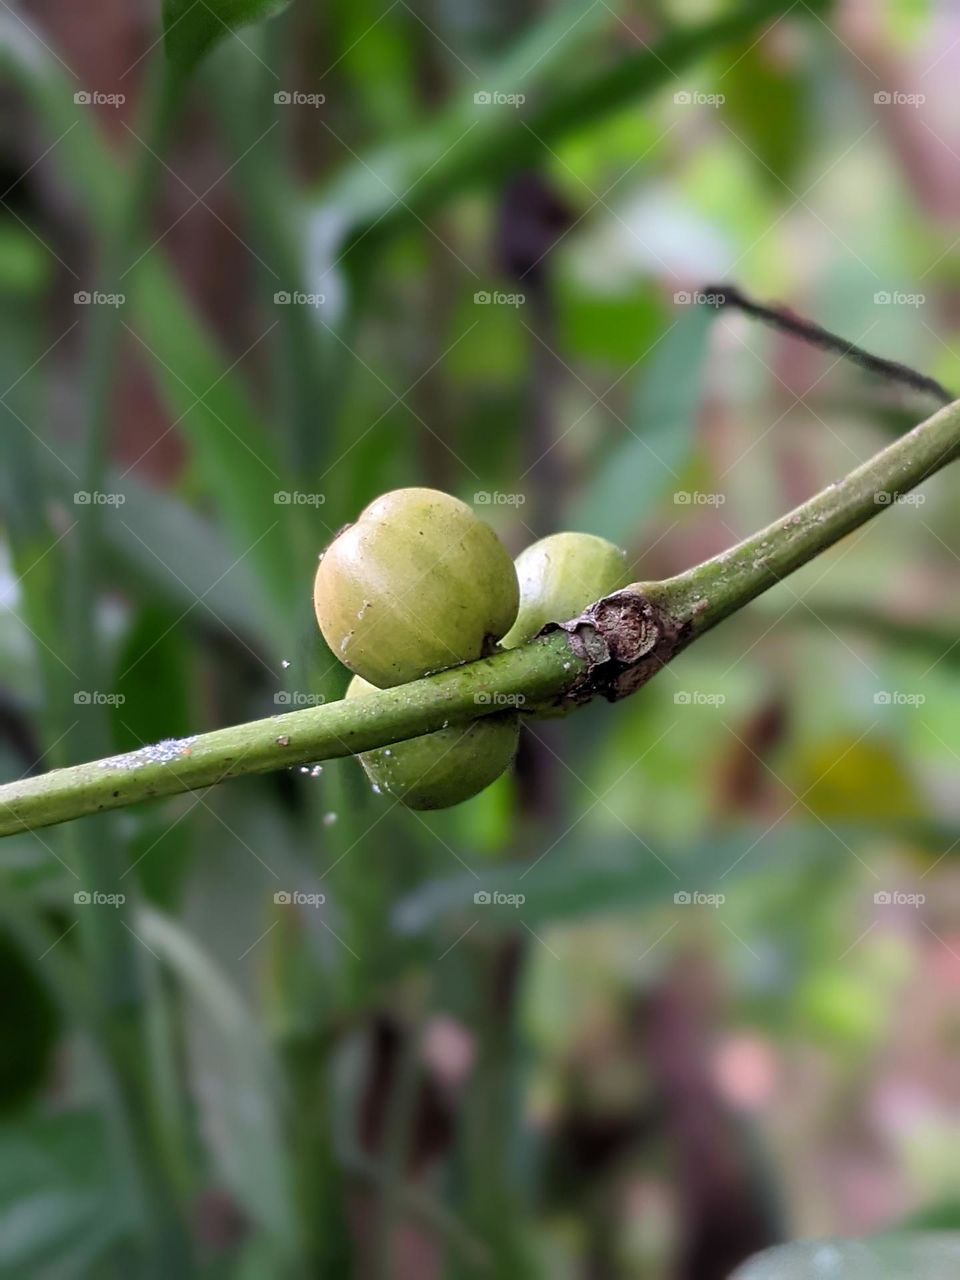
[0,0,958,1276]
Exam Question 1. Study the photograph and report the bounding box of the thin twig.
[705,282,953,405]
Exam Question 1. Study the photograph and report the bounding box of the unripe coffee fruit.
[314,488,520,688]
[346,676,519,809]
[501,532,631,648]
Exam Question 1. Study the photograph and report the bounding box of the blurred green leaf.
[35,453,280,655]
[321,0,810,249]
[130,268,301,628]
[897,1202,960,1232]
[722,38,809,191]
[112,606,191,754]
[558,283,664,365]
[392,822,842,936]
[162,0,292,74]
[570,304,715,544]
[794,736,922,823]
[137,906,298,1249]
[0,1111,130,1278]
[0,225,49,296]
[102,470,279,654]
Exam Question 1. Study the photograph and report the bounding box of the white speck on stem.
[95,736,199,773]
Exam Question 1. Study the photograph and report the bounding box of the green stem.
[70,63,182,695]
[0,636,584,836]
[663,396,960,636]
[2,397,959,839]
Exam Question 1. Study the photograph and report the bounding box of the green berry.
[501,532,631,648]
[346,676,519,809]
[314,488,519,688]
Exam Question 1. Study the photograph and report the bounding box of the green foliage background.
[0,0,957,1276]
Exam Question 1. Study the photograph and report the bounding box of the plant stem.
[664,395,960,636]
[2,397,959,839]
[0,636,584,836]
[70,62,181,705]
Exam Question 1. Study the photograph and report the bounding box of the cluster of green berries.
[313,488,630,809]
